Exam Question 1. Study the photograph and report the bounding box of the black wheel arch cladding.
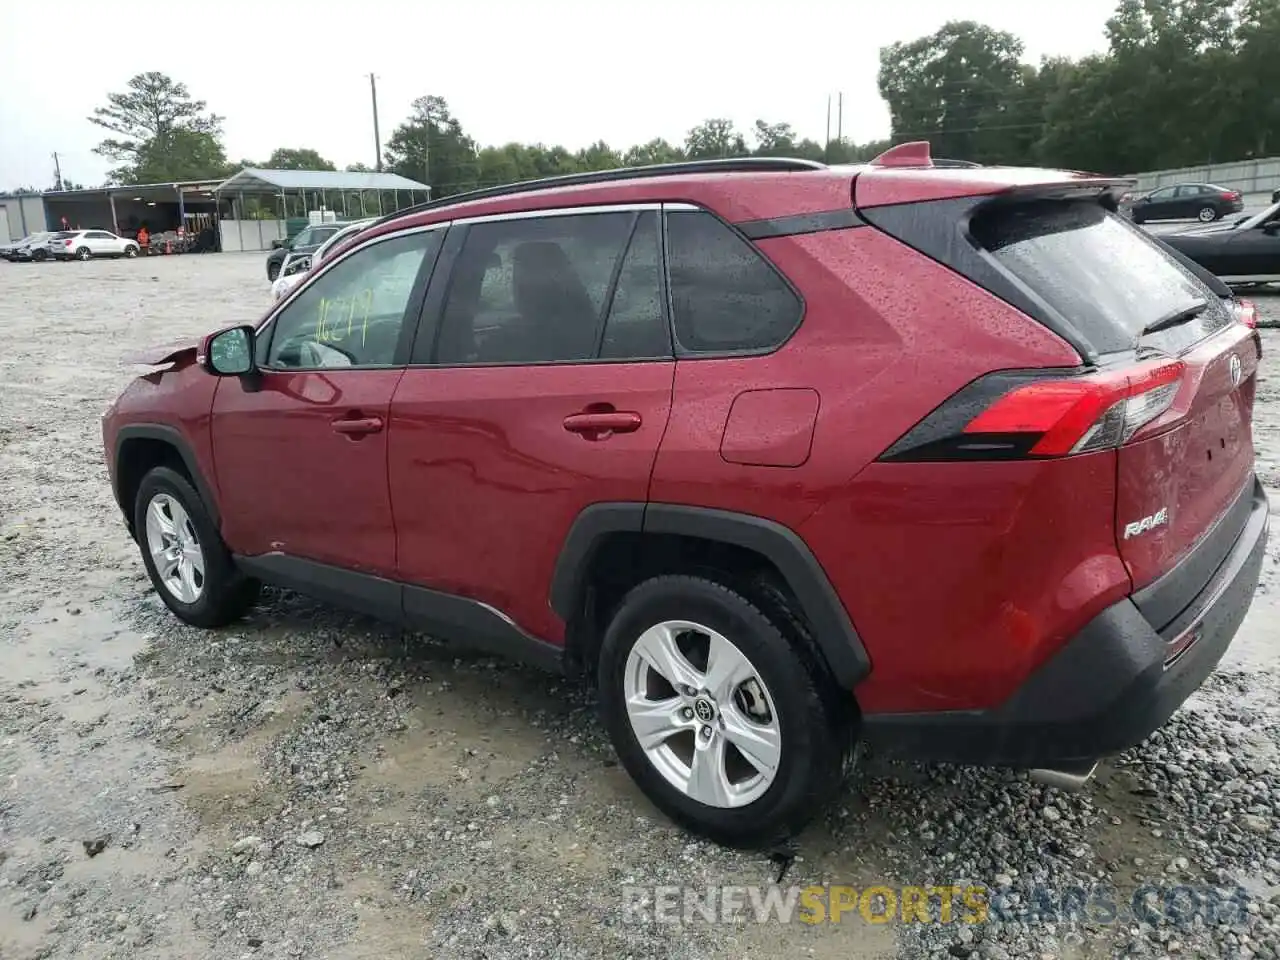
[551,502,871,689]
[114,424,222,529]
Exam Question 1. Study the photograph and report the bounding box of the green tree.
[1233,0,1280,157]
[878,21,1036,164]
[128,129,230,184]
[345,162,372,172]
[266,147,336,170]
[753,121,798,156]
[385,95,479,198]
[622,138,685,167]
[685,119,748,159]
[89,72,226,183]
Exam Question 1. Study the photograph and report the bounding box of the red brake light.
[963,360,1186,456]
[64,238,73,246]
[1233,299,1258,329]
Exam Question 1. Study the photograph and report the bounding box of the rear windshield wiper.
[1140,300,1209,337]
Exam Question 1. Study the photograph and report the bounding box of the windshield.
[1237,201,1280,231]
[970,199,1232,354]
[294,225,341,248]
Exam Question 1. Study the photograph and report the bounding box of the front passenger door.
[211,226,445,578]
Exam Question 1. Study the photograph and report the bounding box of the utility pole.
[837,92,843,143]
[423,109,433,199]
[825,96,831,151]
[368,74,383,172]
[52,152,64,191]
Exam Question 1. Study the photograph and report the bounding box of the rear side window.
[665,210,801,354]
[969,200,1231,355]
[431,211,650,364]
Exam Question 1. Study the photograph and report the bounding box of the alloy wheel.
[144,493,206,604]
[623,619,781,809]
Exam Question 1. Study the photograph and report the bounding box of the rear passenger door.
[388,206,675,643]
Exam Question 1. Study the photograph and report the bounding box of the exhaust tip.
[1029,761,1099,792]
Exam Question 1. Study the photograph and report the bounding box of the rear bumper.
[862,477,1270,767]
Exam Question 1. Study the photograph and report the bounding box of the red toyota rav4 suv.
[102,144,1269,846]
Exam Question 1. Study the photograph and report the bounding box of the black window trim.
[254,223,447,372]
[661,202,807,360]
[405,203,677,369]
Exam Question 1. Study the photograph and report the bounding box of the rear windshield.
[969,200,1231,355]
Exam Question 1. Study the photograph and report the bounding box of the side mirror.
[202,325,256,376]
[270,239,284,250]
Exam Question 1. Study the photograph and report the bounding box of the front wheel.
[124,244,139,258]
[598,575,851,847]
[266,261,281,281]
[134,466,259,628]
[76,246,91,261]
[1198,205,1219,222]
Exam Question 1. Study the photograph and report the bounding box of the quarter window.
[264,230,439,369]
[664,210,802,354]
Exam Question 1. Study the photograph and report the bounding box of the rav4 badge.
[1123,507,1169,539]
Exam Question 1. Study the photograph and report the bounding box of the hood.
[123,337,201,366]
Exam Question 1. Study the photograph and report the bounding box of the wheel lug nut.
[700,726,713,740]
[681,707,694,720]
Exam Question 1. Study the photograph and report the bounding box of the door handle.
[563,411,642,438]
[331,416,384,436]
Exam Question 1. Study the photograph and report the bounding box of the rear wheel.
[76,246,91,261]
[134,466,259,628]
[598,575,850,847]
[31,249,47,262]
[1198,205,1219,222]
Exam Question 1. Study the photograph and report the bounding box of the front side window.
[264,230,440,369]
[664,210,802,354]
[431,212,638,364]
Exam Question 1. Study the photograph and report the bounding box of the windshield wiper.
[1140,300,1208,337]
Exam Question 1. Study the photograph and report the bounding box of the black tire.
[1198,205,1219,223]
[266,261,281,281]
[134,466,259,628]
[598,575,851,847]
[31,249,47,262]
[124,244,138,258]
[76,246,91,261]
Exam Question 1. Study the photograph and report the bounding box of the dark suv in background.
[265,221,347,281]
[103,147,1268,847]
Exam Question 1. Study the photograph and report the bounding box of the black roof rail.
[371,156,828,228]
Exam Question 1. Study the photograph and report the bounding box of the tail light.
[64,238,73,246]
[881,359,1187,462]
[1232,299,1258,329]
[1224,191,1242,200]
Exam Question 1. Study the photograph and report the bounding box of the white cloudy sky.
[0,0,1120,191]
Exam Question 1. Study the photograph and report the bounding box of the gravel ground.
[0,253,1278,960]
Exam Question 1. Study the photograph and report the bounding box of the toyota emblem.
[1229,354,1243,388]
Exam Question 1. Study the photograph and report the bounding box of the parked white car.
[52,229,140,261]
[270,218,376,301]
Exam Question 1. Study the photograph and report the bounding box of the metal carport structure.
[215,168,431,219]
[212,168,432,251]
